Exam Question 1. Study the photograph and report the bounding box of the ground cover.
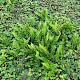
[0,0,80,80]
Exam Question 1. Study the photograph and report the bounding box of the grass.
[0,0,80,80]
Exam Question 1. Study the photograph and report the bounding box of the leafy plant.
[0,0,80,80]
